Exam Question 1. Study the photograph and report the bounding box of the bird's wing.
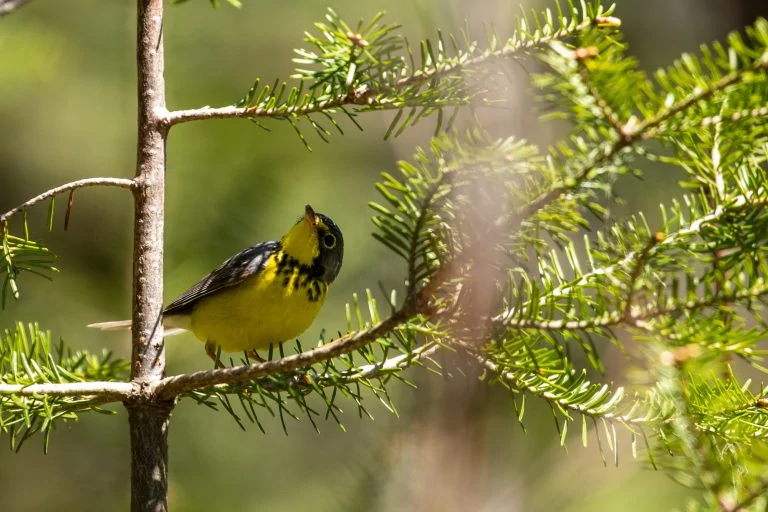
[163,241,279,316]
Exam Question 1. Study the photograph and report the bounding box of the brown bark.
[130,0,172,510]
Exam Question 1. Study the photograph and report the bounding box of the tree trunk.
[128,400,174,512]
[130,0,171,510]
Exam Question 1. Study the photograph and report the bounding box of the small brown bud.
[660,344,701,366]
[346,31,369,47]
[595,16,621,27]
[572,46,599,61]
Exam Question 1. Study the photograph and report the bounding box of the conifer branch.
[465,345,652,426]
[637,54,768,141]
[576,51,626,135]
[0,381,135,399]
[0,177,135,229]
[535,195,768,304]
[498,279,768,332]
[520,46,768,225]
[20,252,768,407]
[194,341,439,395]
[163,89,373,126]
[153,306,415,399]
[163,8,620,128]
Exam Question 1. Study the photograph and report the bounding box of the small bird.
[89,204,343,365]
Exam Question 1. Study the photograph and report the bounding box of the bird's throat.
[280,218,319,265]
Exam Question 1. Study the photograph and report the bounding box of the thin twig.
[621,233,662,320]
[525,195,768,313]
[199,342,441,394]
[163,16,614,127]
[0,177,135,227]
[164,90,374,126]
[577,55,627,137]
[518,58,768,226]
[460,342,653,426]
[330,341,440,382]
[0,381,135,399]
[152,306,414,399]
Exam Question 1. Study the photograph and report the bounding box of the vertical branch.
[132,0,167,384]
[128,0,172,511]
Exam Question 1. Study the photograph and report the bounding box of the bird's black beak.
[304,204,317,226]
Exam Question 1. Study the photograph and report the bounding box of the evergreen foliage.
[3,1,768,509]
[0,323,129,452]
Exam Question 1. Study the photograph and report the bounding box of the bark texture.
[131,0,171,510]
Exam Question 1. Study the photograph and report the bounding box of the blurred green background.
[0,1,763,510]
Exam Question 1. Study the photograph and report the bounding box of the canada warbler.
[89,204,343,364]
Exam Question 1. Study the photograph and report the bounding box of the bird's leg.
[205,341,226,369]
[245,350,266,363]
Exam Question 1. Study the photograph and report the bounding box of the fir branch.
[520,21,768,226]
[188,342,439,397]
[532,195,768,308]
[164,5,620,128]
[0,381,134,399]
[497,279,768,333]
[0,323,132,450]
[0,177,135,229]
[637,57,768,142]
[461,339,665,461]
[153,306,416,399]
[576,49,626,136]
[621,233,662,320]
[163,89,374,126]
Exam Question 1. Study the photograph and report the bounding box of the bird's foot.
[205,341,226,369]
[245,350,266,363]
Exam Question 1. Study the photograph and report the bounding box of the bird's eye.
[322,233,336,249]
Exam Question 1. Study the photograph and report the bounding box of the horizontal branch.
[153,307,415,399]
[165,264,768,400]
[7,271,762,404]
[518,56,768,226]
[334,342,440,382]
[164,15,616,127]
[196,341,441,396]
[164,91,371,126]
[0,177,135,227]
[521,195,768,314]
[390,14,613,90]
[461,343,654,426]
[496,269,768,333]
[0,381,135,400]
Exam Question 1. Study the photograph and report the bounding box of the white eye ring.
[322,233,336,249]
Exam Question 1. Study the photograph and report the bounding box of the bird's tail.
[88,319,133,331]
[87,319,187,336]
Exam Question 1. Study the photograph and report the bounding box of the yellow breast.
[187,255,327,353]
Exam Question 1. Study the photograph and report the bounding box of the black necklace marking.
[274,250,328,303]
